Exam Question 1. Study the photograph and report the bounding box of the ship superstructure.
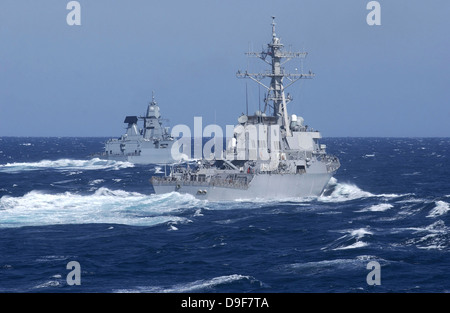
[151,18,340,200]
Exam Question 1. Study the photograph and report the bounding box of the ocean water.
[0,137,449,293]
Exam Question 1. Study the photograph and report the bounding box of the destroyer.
[102,93,179,164]
[151,17,340,200]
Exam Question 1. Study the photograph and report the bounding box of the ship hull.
[152,172,334,201]
[101,148,176,165]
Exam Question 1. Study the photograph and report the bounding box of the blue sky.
[1,0,449,137]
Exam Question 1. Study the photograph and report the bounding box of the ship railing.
[151,176,179,183]
[151,175,250,189]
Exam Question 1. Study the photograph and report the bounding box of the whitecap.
[320,178,408,203]
[401,172,421,176]
[356,255,380,262]
[193,209,204,217]
[334,241,369,250]
[395,198,426,204]
[356,203,393,212]
[114,274,258,293]
[89,179,105,185]
[283,256,383,274]
[404,222,450,251]
[427,201,450,218]
[322,227,372,251]
[423,220,448,233]
[319,178,373,202]
[396,220,448,234]
[286,259,356,272]
[67,171,83,176]
[52,179,78,185]
[350,228,373,239]
[33,280,61,289]
[36,255,70,263]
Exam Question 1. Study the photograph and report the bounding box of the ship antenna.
[258,83,261,112]
[151,90,156,105]
[245,82,249,116]
[271,16,276,39]
[236,16,315,137]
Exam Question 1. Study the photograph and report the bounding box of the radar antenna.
[237,17,314,136]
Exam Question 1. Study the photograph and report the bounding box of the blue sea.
[1,137,449,293]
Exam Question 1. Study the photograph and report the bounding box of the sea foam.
[356,203,394,212]
[319,178,373,202]
[0,188,200,228]
[0,158,134,173]
[427,201,450,218]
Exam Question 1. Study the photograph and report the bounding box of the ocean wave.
[0,158,134,173]
[319,178,409,203]
[322,227,373,251]
[333,241,369,250]
[412,220,448,233]
[350,228,374,239]
[0,188,201,228]
[32,273,65,290]
[319,178,374,202]
[89,179,105,185]
[114,274,261,293]
[404,220,450,250]
[427,201,450,218]
[33,279,62,289]
[356,203,394,212]
[281,255,383,275]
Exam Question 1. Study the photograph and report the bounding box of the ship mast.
[142,91,162,140]
[237,17,314,136]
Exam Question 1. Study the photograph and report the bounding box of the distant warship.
[102,93,178,164]
[151,17,340,200]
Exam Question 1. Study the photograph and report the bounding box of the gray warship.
[102,93,179,164]
[151,17,340,200]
